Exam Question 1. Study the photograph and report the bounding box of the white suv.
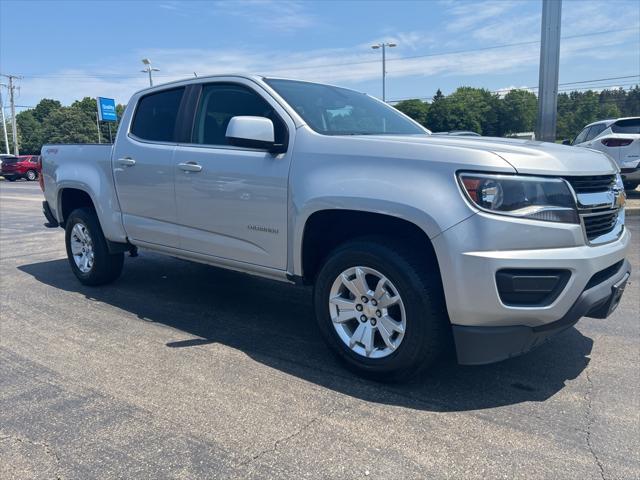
[568,117,640,190]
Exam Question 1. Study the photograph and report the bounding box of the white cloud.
[14,0,639,106]
[213,0,316,32]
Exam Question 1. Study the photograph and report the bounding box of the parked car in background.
[431,130,481,136]
[566,117,640,191]
[0,153,17,168]
[1,155,41,181]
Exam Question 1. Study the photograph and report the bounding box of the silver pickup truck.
[41,75,631,380]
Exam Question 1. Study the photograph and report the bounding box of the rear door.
[112,87,185,247]
[172,80,293,269]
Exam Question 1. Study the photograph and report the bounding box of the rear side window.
[612,118,640,134]
[131,88,185,142]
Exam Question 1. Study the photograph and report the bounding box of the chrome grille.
[582,210,619,240]
[564,175,623,244]
[564,175,615,193]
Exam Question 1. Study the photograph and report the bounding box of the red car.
[1,155,41,181]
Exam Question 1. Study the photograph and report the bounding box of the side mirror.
[562,139,571,145]
[226,116,285,153]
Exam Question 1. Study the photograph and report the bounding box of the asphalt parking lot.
[1,181,638,480]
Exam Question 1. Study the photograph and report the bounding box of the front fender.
[290,197,450,276]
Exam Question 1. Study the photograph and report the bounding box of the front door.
[173,81,293,269]
[113,87,185,247]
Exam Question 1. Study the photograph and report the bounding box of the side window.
[191,83,286,147]
[573,127,590,145]
[585,123,606,141]
[131,87,185,142]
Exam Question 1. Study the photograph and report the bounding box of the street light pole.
[371,42,397,102]
[141,58,160,87]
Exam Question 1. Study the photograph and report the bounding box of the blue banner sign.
[97,97,117,122]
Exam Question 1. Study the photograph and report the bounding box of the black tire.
[5,176,16,182]
[26,170,37,181]
[65,207,124,286]
[313,237,450,382]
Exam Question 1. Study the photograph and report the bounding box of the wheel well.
[60,189,95,226]
[301,210,438,283]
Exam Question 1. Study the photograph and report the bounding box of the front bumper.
[431,210,631,364]
[453,259,630,365]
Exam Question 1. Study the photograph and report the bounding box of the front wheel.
[26,170,38,181]
[65,208,124,286]
[313,238,450,381]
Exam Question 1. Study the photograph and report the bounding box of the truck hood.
[357,134,618,176]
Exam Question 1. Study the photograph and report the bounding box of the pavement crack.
[239,405,339,468]
[0,432,64,479]
[584,369,607,480]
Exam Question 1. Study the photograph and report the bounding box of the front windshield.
[265,78,427,136]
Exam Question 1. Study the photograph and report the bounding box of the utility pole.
[371,42,397,102]
[1,74,20,155]
[535,0,562,142]
[0,84,10,154]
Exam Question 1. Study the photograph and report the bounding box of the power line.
[10,27,639,80]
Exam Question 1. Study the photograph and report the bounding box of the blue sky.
[1,0,638,108]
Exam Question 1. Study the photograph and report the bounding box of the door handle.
[117,157,136,167]
[178,162,203,172]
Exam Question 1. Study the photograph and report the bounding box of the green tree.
[431,87,500,135]
[425,89,449,132]
[499,89,537,135]
[41,107,99,144]
[393,99,429,126]
[623,85,639,116]
[16,110,43,155]
[31,99,62,123]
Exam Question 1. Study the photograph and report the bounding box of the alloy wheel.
[328,266,406,358]
[70,223,94,273]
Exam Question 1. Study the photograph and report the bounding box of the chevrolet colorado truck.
[40,75,631,380]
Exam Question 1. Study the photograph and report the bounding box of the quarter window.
[191,83,286,147]
[131,88,185,142]
[612,118,640,134]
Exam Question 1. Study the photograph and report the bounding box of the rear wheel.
[5,176,17,182]
[65,208,124,286]
[26,170,37,181]
[313,237,450,381]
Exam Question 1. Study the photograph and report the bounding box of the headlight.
[458,173,579,224]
